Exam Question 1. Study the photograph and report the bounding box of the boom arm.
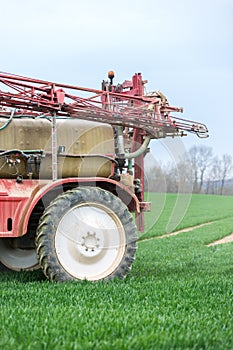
[0,71,208,138]
[0,71,208,232]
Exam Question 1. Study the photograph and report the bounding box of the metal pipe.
[118,135,151,159]
[0,109,15,130]
[116,126,125,156]
[52,112,57,181]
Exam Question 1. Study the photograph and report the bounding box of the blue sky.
[1,0,232,163]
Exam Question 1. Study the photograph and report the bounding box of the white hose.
[118,135,151,159]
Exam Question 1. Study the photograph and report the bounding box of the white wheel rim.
[0,239,39,271]
[55,203,126,281]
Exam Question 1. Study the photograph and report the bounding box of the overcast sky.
[1,0,232,163]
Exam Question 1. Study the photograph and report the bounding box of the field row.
[142,193,233,239]
[0,194,233,349]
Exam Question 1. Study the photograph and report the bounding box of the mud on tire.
[36,187,137,282]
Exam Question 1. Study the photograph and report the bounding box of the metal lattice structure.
[0,71,209,279]
[0,71,208,139]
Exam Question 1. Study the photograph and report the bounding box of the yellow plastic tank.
[0,116,114,179]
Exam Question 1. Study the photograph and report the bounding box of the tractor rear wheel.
[0,238,39,271]
[36,187,137,282]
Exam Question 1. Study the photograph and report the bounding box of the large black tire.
[0,238,39,271]
[0,203,44,272]
[36,187,137,282]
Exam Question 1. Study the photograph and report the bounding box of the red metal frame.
[0,71,208,234]
[0,72,208,138]
[0,177,140,237]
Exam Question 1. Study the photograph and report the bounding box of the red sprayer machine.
[0,71,208,281]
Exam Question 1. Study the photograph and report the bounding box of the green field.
[1,194,233,349]
[143,193,233,239]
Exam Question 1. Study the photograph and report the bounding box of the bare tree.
[145,146,232,195]
[220,154,233,195]
[144,154,166,193]
[188,146,199,192]
[205,154,233,195]
[165,163,178,193]
[189,145,213,193]
[205,156,222,194]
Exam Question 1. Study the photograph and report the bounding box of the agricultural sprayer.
[0,71,208,281]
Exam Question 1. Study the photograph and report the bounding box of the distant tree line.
[145,145,233,195]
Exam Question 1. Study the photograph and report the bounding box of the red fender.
[19,177,140,237]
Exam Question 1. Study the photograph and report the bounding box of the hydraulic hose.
[116,126,125,155]
[118,135,151,159]
[0,109,15,130]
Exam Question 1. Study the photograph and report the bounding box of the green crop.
[0,194,233,349]
[143,193,233,239]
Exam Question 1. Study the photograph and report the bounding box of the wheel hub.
[55,200,127,280]
[81,232,100,252]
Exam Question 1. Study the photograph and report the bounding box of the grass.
[143,193,233,238]
[0,194,233,349]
